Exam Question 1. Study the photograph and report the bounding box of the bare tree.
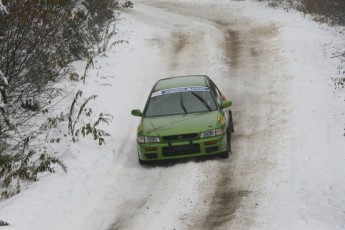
[0,0,133,198]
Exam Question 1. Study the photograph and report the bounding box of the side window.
[209,81,222,105]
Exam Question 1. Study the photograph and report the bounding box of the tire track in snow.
[140,2,291,229]
[106,1,292,229]
[198,163,251,230]
[134,3,276,229]
[105,5,213,229]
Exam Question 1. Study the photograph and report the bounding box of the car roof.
[153,75,210,91]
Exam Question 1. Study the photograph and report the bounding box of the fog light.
[145,147,157,151]
[205,140,217,145]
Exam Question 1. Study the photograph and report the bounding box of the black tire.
[219,128,231,159]
[139,157,155,166]
[138,152,149,166]
[229,110,235,133]
[139,158,146,165]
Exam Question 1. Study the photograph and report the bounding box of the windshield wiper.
[191,92,212,111]
[180,92,188,114]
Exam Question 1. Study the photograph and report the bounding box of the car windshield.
[144,87,218,117]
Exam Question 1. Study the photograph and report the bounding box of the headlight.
[137,136,160,143]
[200,129,223,138]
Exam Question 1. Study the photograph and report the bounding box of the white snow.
[0,0,8,15]
[0,70,8,87]
[1,0,345,230]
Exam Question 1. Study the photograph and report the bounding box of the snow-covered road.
[103,1,294,229]
[1,1,345,230]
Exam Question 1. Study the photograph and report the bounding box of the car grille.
[144,153,158,159]
[161,133,198,141]
[206,146,219,153]
[162,144,200,157]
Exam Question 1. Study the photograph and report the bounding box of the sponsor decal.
[137,123,143,133]
[151,86,209,97]
[217,112,226,124]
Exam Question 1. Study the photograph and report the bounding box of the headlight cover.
[138,136,160,143]
[200,129,223,138]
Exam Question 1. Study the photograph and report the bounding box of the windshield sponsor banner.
[151,86,209,97]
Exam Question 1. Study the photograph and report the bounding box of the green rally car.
[131,75,234,165]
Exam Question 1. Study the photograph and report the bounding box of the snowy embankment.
[0,0,345,230]
[246,5,345,230]
[282,15,345,230]
[0,11,164,230]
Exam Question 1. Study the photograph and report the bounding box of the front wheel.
[219,128,231,158]
[139,158,146,165]
[229,110,234,133]
[138,153,150,166]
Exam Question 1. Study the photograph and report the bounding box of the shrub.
[0,0,129,198]
[68,90,112,145]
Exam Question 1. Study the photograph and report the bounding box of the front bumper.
[137,134,227,162]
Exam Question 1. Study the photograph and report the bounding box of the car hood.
[142,111,219,136]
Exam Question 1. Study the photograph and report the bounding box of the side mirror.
[131,109,142,117]
[220,100,232,109]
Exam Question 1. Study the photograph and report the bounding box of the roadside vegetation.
[0,0,132,200]
[258,0,345,25]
